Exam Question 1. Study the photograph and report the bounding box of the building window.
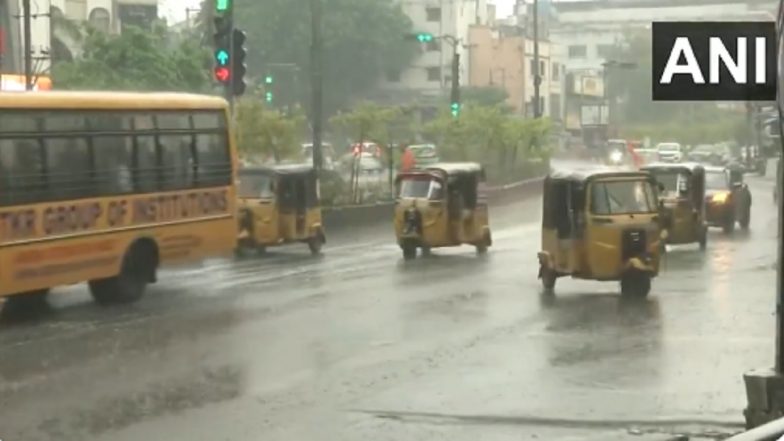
[540,61,546,78]
[597,44,615,58]
[426,7,441,22]
[568,45,587,59]
[88,7,111,33]
[386,69,401,82]
[426,40,441,52]
[552,62,560,81]
[426,67,441,82]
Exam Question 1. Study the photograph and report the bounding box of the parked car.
[687,144,732,166]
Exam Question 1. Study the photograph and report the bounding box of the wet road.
[0,171,778,441]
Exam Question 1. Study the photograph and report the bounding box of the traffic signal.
[414,32,434,43]
[450,53,460,118]
[231,29,247,96]
[264,74,273,103]
[213,14,232,85]
[215,0,231,12]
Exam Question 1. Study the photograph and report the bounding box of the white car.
[656,142,683,163]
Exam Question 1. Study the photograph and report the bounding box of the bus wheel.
[4,289,50,314]
[90,242,157,306]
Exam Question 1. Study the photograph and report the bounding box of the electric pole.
[22,0,32,90]
[532,0,541,118]
[310,0,324,174]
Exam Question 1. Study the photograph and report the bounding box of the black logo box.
[652,21,776,101]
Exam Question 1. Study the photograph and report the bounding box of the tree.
[52,24,212,92]
[459,86,511,109]
[221,0,416,116]
[235,97,306,163]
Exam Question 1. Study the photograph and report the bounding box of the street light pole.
[532,0,541,118]
[22,0,32,91]
[310,0,324,174]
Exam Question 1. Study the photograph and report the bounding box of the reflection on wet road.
[0,174,777,441]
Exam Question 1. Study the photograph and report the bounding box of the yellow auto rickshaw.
[537,167,664,298]
[394,162,492,260]
[236,164,325,255]
[641,162,707,249]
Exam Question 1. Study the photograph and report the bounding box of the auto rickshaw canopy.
[238,163,319,207]
[547,165,650,183]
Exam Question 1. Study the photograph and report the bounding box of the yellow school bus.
[0,91,238,306]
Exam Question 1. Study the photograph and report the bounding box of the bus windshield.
[591,179,656,215]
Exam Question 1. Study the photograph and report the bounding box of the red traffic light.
[214,66,231,83]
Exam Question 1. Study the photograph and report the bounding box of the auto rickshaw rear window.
[591,180,656,215]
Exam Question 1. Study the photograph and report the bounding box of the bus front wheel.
[90,241,157,306]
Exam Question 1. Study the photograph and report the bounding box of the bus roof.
[0,91,228,110]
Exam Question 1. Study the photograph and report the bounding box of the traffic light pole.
[310,0,324,174]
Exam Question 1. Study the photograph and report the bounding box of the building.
[379,0,490,103]
[0,0,158,88]
[467,24,564,121]
[549,0,777,72]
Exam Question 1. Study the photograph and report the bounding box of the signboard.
[0,74,52,91]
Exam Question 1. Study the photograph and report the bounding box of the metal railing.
[726,417,784,441]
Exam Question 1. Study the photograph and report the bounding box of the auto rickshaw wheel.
[540,267,556,291]
[699,231,707,251]
[723,217,735,234]
[402,242,417,260]
[620,272,651,298]
[307,237,322,255]
[740,212,751,230]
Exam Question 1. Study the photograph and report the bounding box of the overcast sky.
[160,0,516,24]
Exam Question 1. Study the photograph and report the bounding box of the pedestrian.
[401,145,416,172]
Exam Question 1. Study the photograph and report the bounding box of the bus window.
[195,132,230,187]
[90,113,134,194]
[0,138,45,205]
[156,113,195,190]
[45,136,91,199]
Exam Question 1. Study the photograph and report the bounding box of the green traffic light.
[216,0,230,12]
[265,75,273,84]
[451,102,460,117]
[266,92,273,102]
[417,33,434,43]
[215,49,229,66]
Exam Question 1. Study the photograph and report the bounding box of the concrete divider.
[322,175,545,233]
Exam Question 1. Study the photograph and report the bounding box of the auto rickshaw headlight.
[712,192,729,204]
[609,150,623,163]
